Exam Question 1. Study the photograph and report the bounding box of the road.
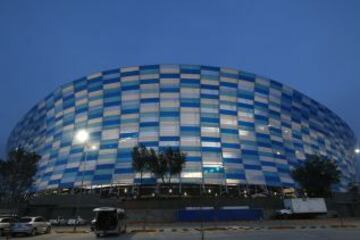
[11,228,360,240]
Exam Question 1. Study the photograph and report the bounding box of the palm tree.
[162,147,186,185]
[133,145,186,195]
[148,148,167,185]
[131,144,149,191]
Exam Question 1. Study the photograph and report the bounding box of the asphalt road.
[8,228,360,240]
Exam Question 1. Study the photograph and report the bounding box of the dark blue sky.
[0,0,359,158]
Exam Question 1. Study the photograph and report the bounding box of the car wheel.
[31,228,37,236]
[96,233,101,238]
[0,229,3,236]
[46,226,51,233]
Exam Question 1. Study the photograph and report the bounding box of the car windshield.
[19,218,32,223]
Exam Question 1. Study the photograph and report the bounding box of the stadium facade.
[7,64,357,192]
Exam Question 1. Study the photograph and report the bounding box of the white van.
[93,207,126,237]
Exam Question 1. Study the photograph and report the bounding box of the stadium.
[7,64,357,193]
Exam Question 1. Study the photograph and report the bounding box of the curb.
[127,224,360,233]
[55,230,90,234]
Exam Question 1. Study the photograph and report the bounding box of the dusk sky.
[0,0,359,158]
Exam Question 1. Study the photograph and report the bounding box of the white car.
[0,217,15,236]
[67,216,87,225]
[49,217,67,225]
[275,209,293,219]
[11,216,51,236]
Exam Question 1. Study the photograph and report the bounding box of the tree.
[166,147,186,184]
[131,144,149,187]
[131,145,186,193]
[0,148,40,213]
[147,148,167,184]
[291,155,340,197]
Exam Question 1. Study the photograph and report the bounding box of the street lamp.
[355,148,360,155]
[75,129,89,143]
[73,129,96,232]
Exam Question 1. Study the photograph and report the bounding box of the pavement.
[2,218,360,240]
[3,228,360,240]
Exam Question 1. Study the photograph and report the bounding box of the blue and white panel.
[6,64,357,192]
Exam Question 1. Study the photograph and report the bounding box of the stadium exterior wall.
[6,64,357,192]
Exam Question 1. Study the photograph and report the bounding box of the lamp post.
[355,147,360,183]
[71,131,132,232]
[73,129,97,232]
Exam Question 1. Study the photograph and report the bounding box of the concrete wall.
[23,193,360,222]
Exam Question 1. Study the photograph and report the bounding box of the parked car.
[250,192,268,198]
[49,216,67,225]
[67,216,87,225]
[11,216,51,236]
[0,216,16,236]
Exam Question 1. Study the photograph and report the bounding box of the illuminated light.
[75,129,89,143]
[120,137,132,143]
[90,145,97,150]
[355,148,360,154]
[169,188,173,194]
[182,172,202,178]
[208,189,212,194]
[276,151,281,155]
[202,142,221,148]
[152,193,156,197]
[124,188,128,193]
[184,192,187,197]
[239,130,249,136]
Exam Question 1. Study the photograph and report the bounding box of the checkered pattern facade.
[7,65,357,192]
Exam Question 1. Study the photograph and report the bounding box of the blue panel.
[93,175,112,182]
[121,70,139,77]
[140,98,159,103]
[114,168,132,174]
[220,82,237,88]
[181,102,200,108]
[160,73,180,78]
[160,136,180,141]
